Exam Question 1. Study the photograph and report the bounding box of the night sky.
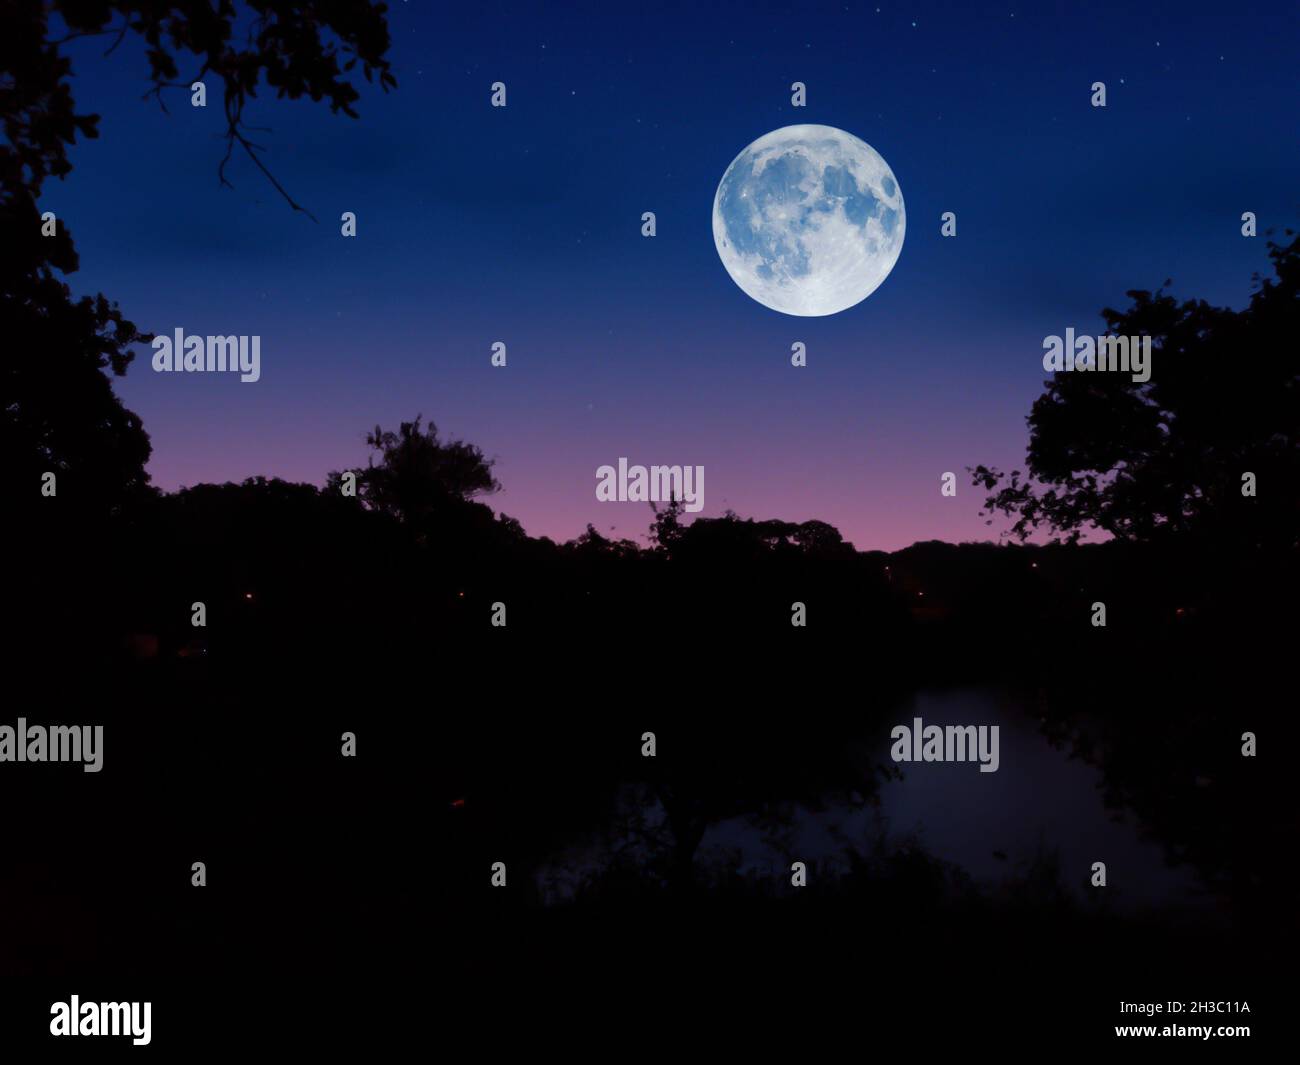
[51,1,1298,550]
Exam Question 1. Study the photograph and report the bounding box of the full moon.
[712,124,905,316]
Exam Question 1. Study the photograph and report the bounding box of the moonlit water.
[696,688,1210,912]
[712,124,905,316]
[869,688,1206,909]
[536,687,1212,913]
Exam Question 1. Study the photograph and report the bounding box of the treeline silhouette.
[12,220,1297,670]
[14,460,1295,671]
[12,367,1293,1033]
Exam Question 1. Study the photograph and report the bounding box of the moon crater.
[712,124,905,316]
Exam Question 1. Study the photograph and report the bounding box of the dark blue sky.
[51,0,1298,549]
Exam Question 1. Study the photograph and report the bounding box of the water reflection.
[688,687,1215,914]
[875,687,1209,909]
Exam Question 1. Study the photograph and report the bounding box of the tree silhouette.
[49,1,395,217]
[2,2,395,523]
[971,231,1299,552]
[648,496,687,554]
[337,416,502,530]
